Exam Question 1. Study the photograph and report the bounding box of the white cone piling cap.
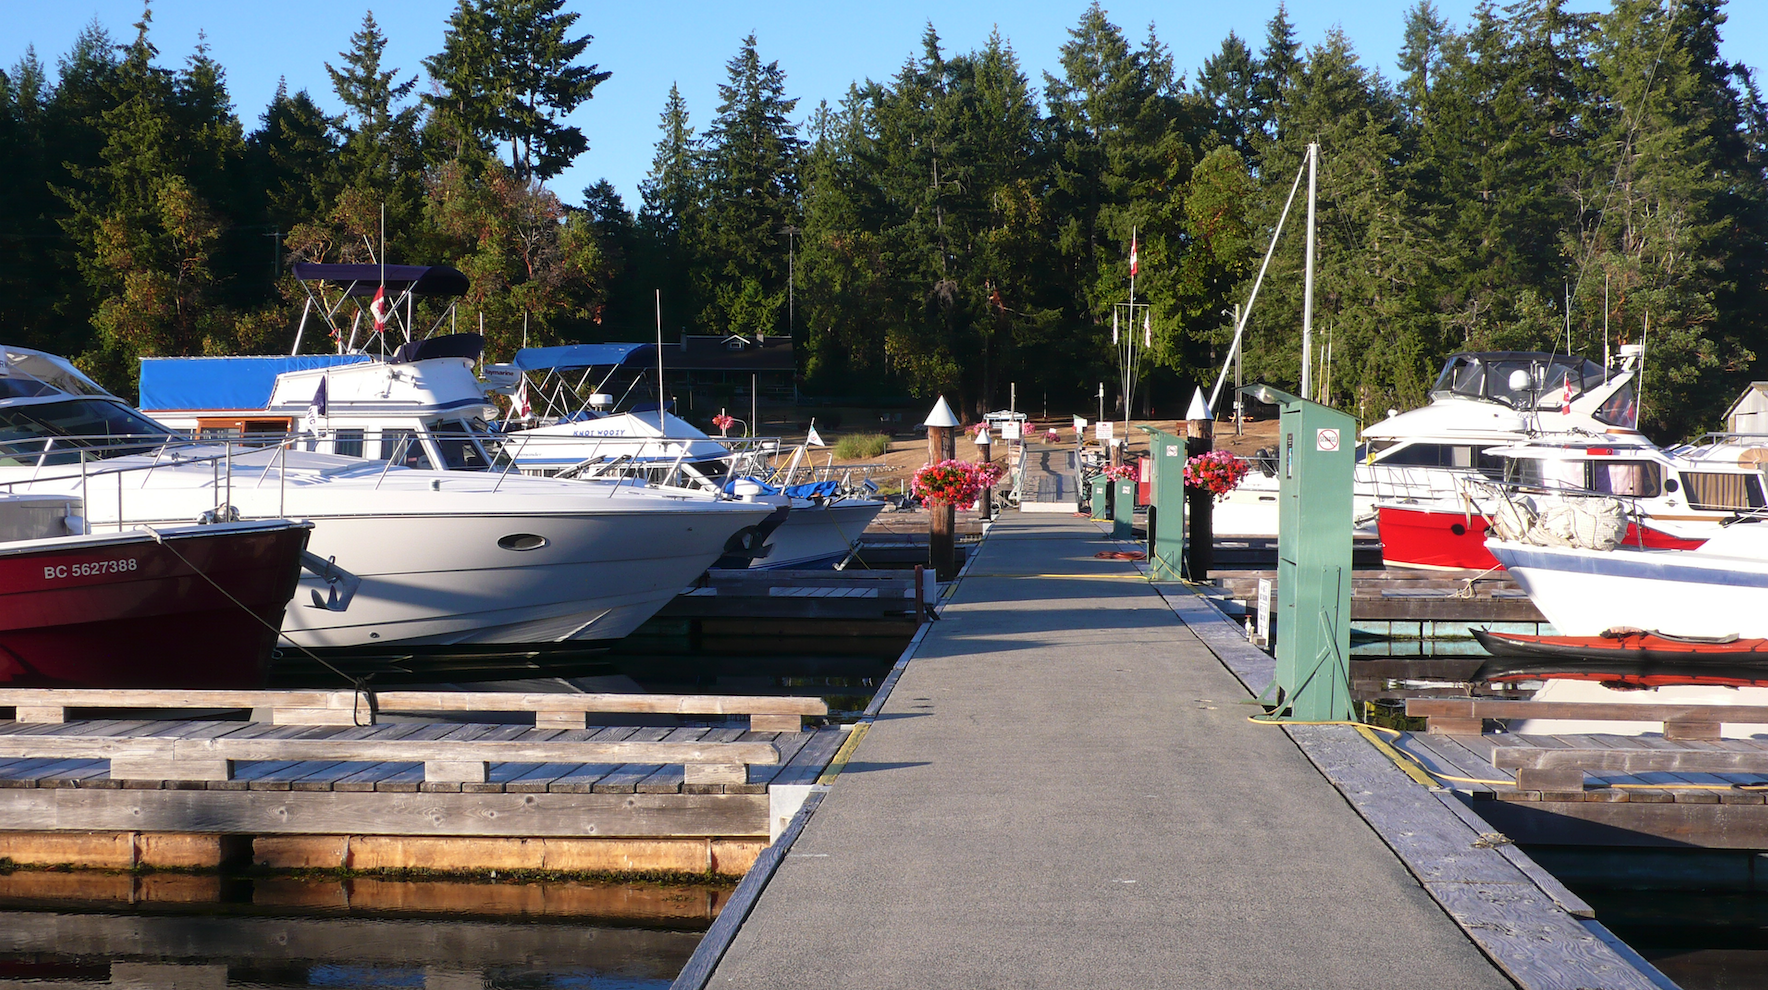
[1185,387,1212,422]
[976,425,992,445]
[923,395,960,428]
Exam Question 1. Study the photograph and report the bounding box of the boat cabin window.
[0,398,174,465]
[1506,457,1662,497]
[1430,354,1605,408]
[333,429,365,458]
[1594,382,1639,429]
[1681,471,1766,511]
[378,429,433,470]
[1372,442,1505,476]
[426,420,497,471]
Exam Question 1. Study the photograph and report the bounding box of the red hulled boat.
[1472,628,1768,688]
[0,517,312,689]
[1378,502,1705,570]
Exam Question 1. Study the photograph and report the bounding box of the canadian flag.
[1129,233,1139,277]
[514,378,532,419]
[370,285,390,334]
[1561,378,1573,416]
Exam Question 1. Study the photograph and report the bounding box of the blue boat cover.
[139,355,373,411]
[784,480,841,499]
[513,343,656,371]
[290,263,469,297]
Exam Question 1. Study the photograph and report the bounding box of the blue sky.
[5,1,1765,212]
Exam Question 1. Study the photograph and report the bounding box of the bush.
[833,433,891,459]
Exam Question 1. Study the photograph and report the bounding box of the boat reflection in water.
[0,871,724,988]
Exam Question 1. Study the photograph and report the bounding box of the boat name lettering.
[44,558,139,580]
[571,428,630,437]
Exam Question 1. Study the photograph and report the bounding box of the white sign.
[482,364,523,390]
[1256,577,1272,646]
[1001,420,1022,441]
[1316,428,1340,452]
[1073,415,1087,434]
[1165,444,1179,457]
[1096,420,1114,441]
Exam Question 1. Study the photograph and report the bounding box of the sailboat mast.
[656,289,666,435]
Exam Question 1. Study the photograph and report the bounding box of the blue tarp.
[139,355,373,411]
[513,343,656,371]
[719,477,842,500]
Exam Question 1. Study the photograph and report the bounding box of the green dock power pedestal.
[1138,425,1188,581]
[1112,478,1136,540]
[1240,384,1355,722]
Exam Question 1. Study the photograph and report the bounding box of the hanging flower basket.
[712,413,736,436]
[912,460,1002,507]
[1184,449,1250,500]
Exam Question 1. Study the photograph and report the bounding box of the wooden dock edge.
[1135,558,1676,990]
[0,830,769,877]
[669,519,986,990]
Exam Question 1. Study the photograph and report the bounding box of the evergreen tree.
[1197,32,1261,157]
[425,0,610,180]
[691,35,801,337]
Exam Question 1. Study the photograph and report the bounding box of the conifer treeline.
[1,1,1763,436]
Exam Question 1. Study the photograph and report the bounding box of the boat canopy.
[1,346,114,400]
[139,355,371,412]
[391,333,483,365]
[513,343,657,371]
[1430,352,1608,408]
[289,263,469,298]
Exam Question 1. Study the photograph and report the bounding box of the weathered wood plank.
[0,788,770,837]
[1495,742,1768,775]
[0,688,827,720]
[1409,697,1768,725]
[1422,881,1659,990]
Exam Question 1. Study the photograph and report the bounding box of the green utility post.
[1138,426,1188,581]
[1112,477,1136,540]
[1240,384,1355,722]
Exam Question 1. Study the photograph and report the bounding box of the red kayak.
[1473,628,1768,688]
[0,520,311,689]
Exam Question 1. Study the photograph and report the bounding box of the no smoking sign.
[1316,428,1340,452]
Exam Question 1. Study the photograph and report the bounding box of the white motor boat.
[1212,348,1646,537]
[1487,520,1768,639]
[1,345,775,662]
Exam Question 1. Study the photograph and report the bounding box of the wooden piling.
[1186,414,1213,580]
[926,412,957,581]
[977,433,993,523]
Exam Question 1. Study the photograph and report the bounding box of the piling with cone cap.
[1185,386,1215,580]
[924,396,958,579]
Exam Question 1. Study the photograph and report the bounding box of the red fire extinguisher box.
[1137,456,1152,506]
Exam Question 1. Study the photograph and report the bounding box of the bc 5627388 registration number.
[44,558,138,579]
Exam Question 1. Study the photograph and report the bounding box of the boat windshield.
[0,398,175,466]
[427,418,509,471]
[1430,354,1607,409]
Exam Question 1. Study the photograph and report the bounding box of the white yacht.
[144,337,884,569]
[1212,348,1646,537]
[1,345,774,658]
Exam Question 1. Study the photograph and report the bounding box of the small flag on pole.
[303,377,328,436]
[807,424,826,447]
[1112,309,1119,344]
[1129,233,1139,276]
[370,286,390,334]
[1144,311,1152,347]
[1561,378,1573,416]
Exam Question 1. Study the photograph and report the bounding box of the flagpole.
[379,203,386,359]
[656,289,667,436]
[1301,143,1317,402]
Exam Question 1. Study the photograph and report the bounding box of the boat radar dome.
[1507,369,1532,392]
[588,393,614,411]
[923,396,960,428]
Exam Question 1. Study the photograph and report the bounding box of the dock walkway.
[703,513,1517,988]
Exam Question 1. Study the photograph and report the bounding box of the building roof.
[662,335,796,374]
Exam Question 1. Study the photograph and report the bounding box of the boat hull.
[1380,504,1706,570]
[751,500,886,569]
[1487,538,1768,638]
[0,521,309,688]
[1472,628,1768,688]
[3,454,775,652]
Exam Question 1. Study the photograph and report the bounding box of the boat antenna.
[379,203,386,359]
[1603,273,1611,381]
[656,289,667,436]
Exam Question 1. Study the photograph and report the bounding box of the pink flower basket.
[1184,450,1250,501]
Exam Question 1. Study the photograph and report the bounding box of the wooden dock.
[1401,697,1768,850]
[1212,565,1546,624]
[659,567,937,622]
[680,513,1665,990]
[0,689,853,876]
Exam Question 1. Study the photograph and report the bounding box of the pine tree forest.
[2,1,1765,439]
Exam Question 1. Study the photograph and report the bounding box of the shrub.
[833,433,891,459]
